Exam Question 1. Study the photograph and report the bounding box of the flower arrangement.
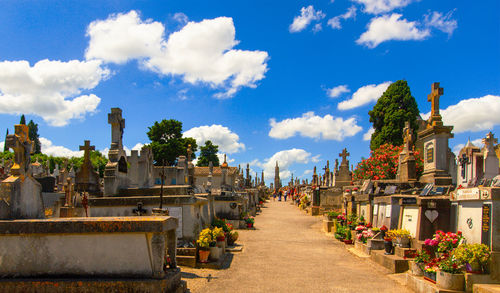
[370,227,380,233]
[387,229,410,239]
[212,218,233,233]
[326,211,340,220]
[356,229,375,243]
[353,144,423,180]
[414,250,431,265]
[438,256,463,274]
[211,227,224,240]
[244,215,255,224]
[355,225,366,232]
[197,228,214,249]
[380,225,388,231]
[425,230,463,254]
[336,213,346,221]
[453,243,490,272]
[365,222,373,228]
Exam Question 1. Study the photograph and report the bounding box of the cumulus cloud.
[40,137,84,157]
[183,124,245,154]
[352,0,415,14]
[357,13,430,48]
[327,6,357,30]
[424,10,457,37]
[269,111,362,141]
[327,85,350,98]
[289,6,326,33]
[86,11,268,98]
[422,95,500,133]
[363,128,375,141]
[0,59,109,126]
[251,148,319,181]
[337,81,391,110]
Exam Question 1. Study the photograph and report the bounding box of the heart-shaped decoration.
[425,210,439,223]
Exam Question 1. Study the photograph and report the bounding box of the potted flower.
[358,215,365,226]
[423,259,439,283]
[213,226,226,253]
[383,236,393,255]
[335,225,346,241]
[196,228,212,263]
[437,256,465,291]
[410,250,430,276]
[209,227,222,261]
[227,231,239,246]
[380,225,388,238]
[337,213,346,226]
[344,229,354,244]
[355,225,366,235]
[453,243,491,274]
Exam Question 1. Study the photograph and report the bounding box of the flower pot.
[384,240,393,254]
[466,262,483,274]
[344,239,353,244]
[400,237,410,248]
[410,261,424,276]
[436,271,464,291]
[209,246,220,261]
[199,249,210,263]
[423,271,436,283]
[216,240,226,253]
[247,223,253,228]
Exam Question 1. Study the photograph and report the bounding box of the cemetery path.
[182,200,412,293]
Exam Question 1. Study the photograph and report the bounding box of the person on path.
[284,190,288,202]
[273,191,276,201]
[278,189,282,201]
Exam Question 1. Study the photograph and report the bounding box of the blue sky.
[0,0,499,182]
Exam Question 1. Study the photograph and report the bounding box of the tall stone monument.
[75,140,101,194]
[482,132,499,180]
[334,148,352,187]
[0,124,44,219]
[274,161,281,190]
[418,83,454,185]
[104,108,130,196]
[399,121,417,181]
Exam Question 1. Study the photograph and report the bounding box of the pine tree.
[197,140,220,167]
[19,114,26,125]
[27,120,41,154]
[368,80,420,150]
[3,129,8,152]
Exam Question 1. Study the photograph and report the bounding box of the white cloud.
[251,148,318,181]
[269,111,362,141]
[40,137,84,157]
[452,138,484,157]
[357,13,430,48]
[184,124,245,154]
[422,95,500,133]
[289,6,326,33]
[217,153,235,164]
[327,85,350,98]
[424,10,457,37]
[338,81,391,110]
[327,6,357,30]
[86,11,268,98]
[173,13,189,26]
[313,23,323,33]
[0,59,109,126]
[363,128,375,141]
[352,0,415,14]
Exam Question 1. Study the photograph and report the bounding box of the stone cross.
[483,132,498,152]
[458,153,469,179]
[5,124,33,176]
[339,148,350,165]
[108,108,125,150]
[80,140,95,164]
[428,82,443,117]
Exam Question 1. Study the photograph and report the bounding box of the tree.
[146,119,198,166]
[19,114,26,125]
[197,140,220,167]
[368,80,420,150]
[27,120,41,154]
[3,129,8,152]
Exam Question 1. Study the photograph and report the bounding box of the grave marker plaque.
[481,204,491,248]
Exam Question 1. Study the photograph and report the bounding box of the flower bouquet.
[453,243,490,274]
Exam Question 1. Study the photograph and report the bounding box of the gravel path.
[181,200,412,293]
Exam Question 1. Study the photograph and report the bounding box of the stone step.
[176,255,196,267]
[473,284,500,293]
[406,272,464,293]
[370,250,409,273]
[394,246,417,258]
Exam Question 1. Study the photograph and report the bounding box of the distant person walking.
[284,190,288,202]
[273,191,276,201]
[278,189,283,201]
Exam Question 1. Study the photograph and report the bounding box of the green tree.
[27,120,41,154]
[368,80,420,150]
[146,119,198,166]
[19,114,26,125]
[197,140,220,167]
[3,129,8,152]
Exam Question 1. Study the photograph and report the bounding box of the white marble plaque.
[401,206,419,237]
[385,205,391,218]
[456,188,480,200]
[373,204,379,215]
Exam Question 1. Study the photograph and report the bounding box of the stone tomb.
[451,187,500,280]
[0,216,183,292]
[75,140,101,194]
[104,108,130,196]
[0,124,44,219]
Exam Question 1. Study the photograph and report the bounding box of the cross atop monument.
[79,140,95,163]
[339,148,350,165]
[6,124,33,177]
[108,108,125,150]
[483,132,498,152]
[427,82,444,126]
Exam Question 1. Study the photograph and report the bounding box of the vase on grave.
[436,271,465,291]
[199,249,210,263]
[209,246,220,261]
[384,239,393,254]
[423,271,437,283]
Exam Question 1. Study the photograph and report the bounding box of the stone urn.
[410,261,423,276]
[400,236,410,248]
[209,246,220,261]
[436,271,465,291]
